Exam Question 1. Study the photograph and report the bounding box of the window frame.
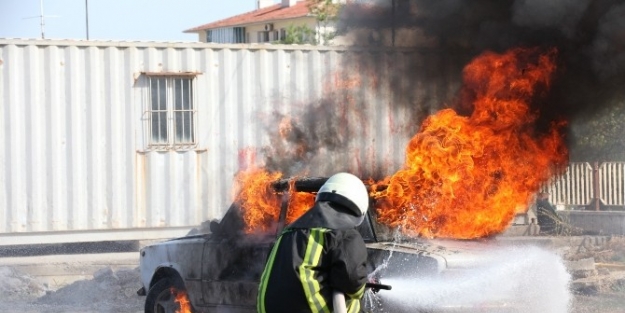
[143,73,199,151]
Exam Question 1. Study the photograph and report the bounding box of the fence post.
[593,162,600,211]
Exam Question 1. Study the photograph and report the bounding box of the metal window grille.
[147,76,196,149]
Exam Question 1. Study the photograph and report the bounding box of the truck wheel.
[145,276,193,313]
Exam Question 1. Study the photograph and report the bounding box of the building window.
[233,27,246,43]
[206,27,246,43]
[147,76,196,149]
[257,31,270,43]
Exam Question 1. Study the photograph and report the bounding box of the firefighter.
[257,172,369,313]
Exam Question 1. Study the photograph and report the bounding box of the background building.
[184,0,341,45]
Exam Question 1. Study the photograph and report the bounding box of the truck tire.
[144,276,193,313]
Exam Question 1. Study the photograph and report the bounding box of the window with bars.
[147,76,196,149]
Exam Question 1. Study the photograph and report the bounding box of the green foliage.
[570,97,625,162]
[307,0,343,45]
[277,24,316,45]
[308,0,342,24]
[272,1,343,46]
[320,30,337,44]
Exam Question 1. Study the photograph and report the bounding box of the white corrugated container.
[0,39,459,245]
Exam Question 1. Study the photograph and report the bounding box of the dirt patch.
[0,266,143,313]
[0,266,48,301]
[568,236,625,312]
[571,236,625,263]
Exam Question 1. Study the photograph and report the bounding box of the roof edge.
[183,15,315,33]
[183,1,313,33]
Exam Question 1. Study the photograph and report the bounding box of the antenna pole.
[85,0,90,40]
[40,0,45,39]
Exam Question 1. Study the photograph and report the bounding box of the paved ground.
[0,236,623,313]
[0,252,140,290]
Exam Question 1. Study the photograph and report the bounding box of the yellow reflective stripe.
[345,284,365,313]
[257,235,284,313]
[310,230,329,312]
[346,297,361,313]
[346,284,366,299]
[298,228,330,313]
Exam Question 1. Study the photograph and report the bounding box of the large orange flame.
[370,47,568,239]
[234,168,315,233]
[286,186,316,224]
[233,48,567,239]
[234,168,283,233]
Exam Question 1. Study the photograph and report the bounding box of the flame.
[172,288,192,313]
[233,47,568,239]
[234,169,315,232]
[234,168,283,233]
[286,189,316,224]
[371,47,568,239]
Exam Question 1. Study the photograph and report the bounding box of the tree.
[570,97,625,162]
[308,0,343,45]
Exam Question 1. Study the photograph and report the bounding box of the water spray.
[364,243,571,313]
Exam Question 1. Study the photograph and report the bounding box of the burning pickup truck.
[137,177,570,313]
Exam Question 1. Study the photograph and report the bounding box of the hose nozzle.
[365,282,392,293]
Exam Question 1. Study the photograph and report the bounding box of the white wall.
[0,39,457,244]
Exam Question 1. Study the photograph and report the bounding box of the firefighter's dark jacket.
[257,201,368,313]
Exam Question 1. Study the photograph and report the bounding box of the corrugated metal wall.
[1,39,459,242]
[3,39,625,243]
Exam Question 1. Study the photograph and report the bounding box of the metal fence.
[598,162,625,207]
[546,162,625,210]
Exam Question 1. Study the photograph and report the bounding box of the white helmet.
[315,172,369,217]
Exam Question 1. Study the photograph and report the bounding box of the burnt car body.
[137,178,520,313]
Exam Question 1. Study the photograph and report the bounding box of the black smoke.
[339,0,625,158]
[261,0,625,177]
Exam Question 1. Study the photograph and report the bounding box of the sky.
[0,0,272,41]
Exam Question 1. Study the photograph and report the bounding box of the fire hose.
[365,282,393,293]
[332,283,393,313]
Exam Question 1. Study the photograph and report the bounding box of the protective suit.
[257,173,369,313]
